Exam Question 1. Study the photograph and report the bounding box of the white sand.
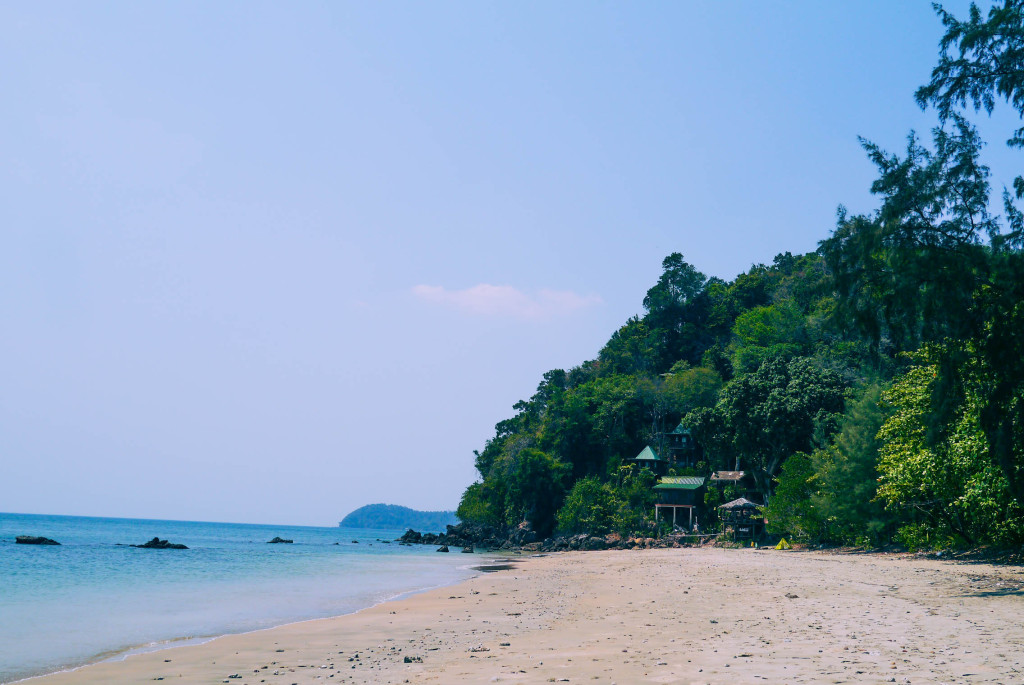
[23,548,1024,684]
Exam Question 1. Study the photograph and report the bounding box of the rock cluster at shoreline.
[398,521,705,553]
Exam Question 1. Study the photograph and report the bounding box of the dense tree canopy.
[457,1,1024,549]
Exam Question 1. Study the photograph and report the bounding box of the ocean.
[0,512,485,684]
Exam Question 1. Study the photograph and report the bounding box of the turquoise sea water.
[0,512,483,684]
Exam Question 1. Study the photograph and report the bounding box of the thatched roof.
[718,497,759,510]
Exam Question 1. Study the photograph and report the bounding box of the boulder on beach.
[436,545,449,552]
[267,537,293,544]
[461,545,473,553]
[15,535,60,545]
[131,537,188,549]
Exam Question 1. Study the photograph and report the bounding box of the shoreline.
[19,547,1024,684]
[8,556,507,685]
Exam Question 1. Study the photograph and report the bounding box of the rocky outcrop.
[436,545,449,552]
[131,537,188,549]
[461,545,474,553]
[15,535,60,545]
[267,537,293,544]
[397,520,704,553]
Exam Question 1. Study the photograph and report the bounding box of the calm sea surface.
[0,512,485,684]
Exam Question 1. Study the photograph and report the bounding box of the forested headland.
[456,2,1024,551]
[340,504,458,531]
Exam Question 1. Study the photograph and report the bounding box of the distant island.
[340,504,458,532]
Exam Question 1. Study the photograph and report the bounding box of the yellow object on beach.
[775,538,791,550]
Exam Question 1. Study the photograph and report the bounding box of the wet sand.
[24,547,1024,684]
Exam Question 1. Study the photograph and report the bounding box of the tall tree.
[705,357,846,502]
[642,253,709,368]
[917,0,1024,198]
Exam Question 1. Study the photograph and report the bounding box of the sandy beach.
[24,548,1024,685]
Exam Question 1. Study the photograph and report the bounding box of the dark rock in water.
[267,537,293,544]
[351,539,359,543]
[131,537,188,550]
[399,529,423,544]
[436,545,449,552]
[16,535,60,545]
[461,545,473,553]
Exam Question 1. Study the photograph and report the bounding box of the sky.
[1,2,1018,526]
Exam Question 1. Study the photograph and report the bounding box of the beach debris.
[267,537,294,544]
[403,655,422,663]
[785,592,799,599]
[131,537,188,549]
[468,645,490,652]
[15,535,60,545]
[436,545,450,552]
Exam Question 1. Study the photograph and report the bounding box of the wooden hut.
[717,497,763,541]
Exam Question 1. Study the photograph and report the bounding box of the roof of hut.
[718,497,760,509]
[653,476,705,491]
[632,446,665,462]
[710,471,746,482]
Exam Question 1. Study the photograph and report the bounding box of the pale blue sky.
[1,2,1015,525]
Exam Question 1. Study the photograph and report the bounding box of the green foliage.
[701,356,847,500]
[810,384,895,545]
[765,452,825,541]
[598,318,657,376]
[456,482,499,527]
[556,476,617,536]
[662,366,723,417]
[916,0,1024,201]
[732,299,806,352]
[610,466,657,534]
[877,349,1024,546]
[504,448,570,537]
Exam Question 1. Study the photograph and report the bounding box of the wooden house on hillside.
[629,445,669,477]
[652,476,706,530]
[661,422,698,468]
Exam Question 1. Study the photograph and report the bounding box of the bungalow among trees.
[652,475,705,530]
[634,422,766,539]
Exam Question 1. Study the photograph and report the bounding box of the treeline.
[457,1,1024,550]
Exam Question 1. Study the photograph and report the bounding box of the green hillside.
[456,2,1024,550]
